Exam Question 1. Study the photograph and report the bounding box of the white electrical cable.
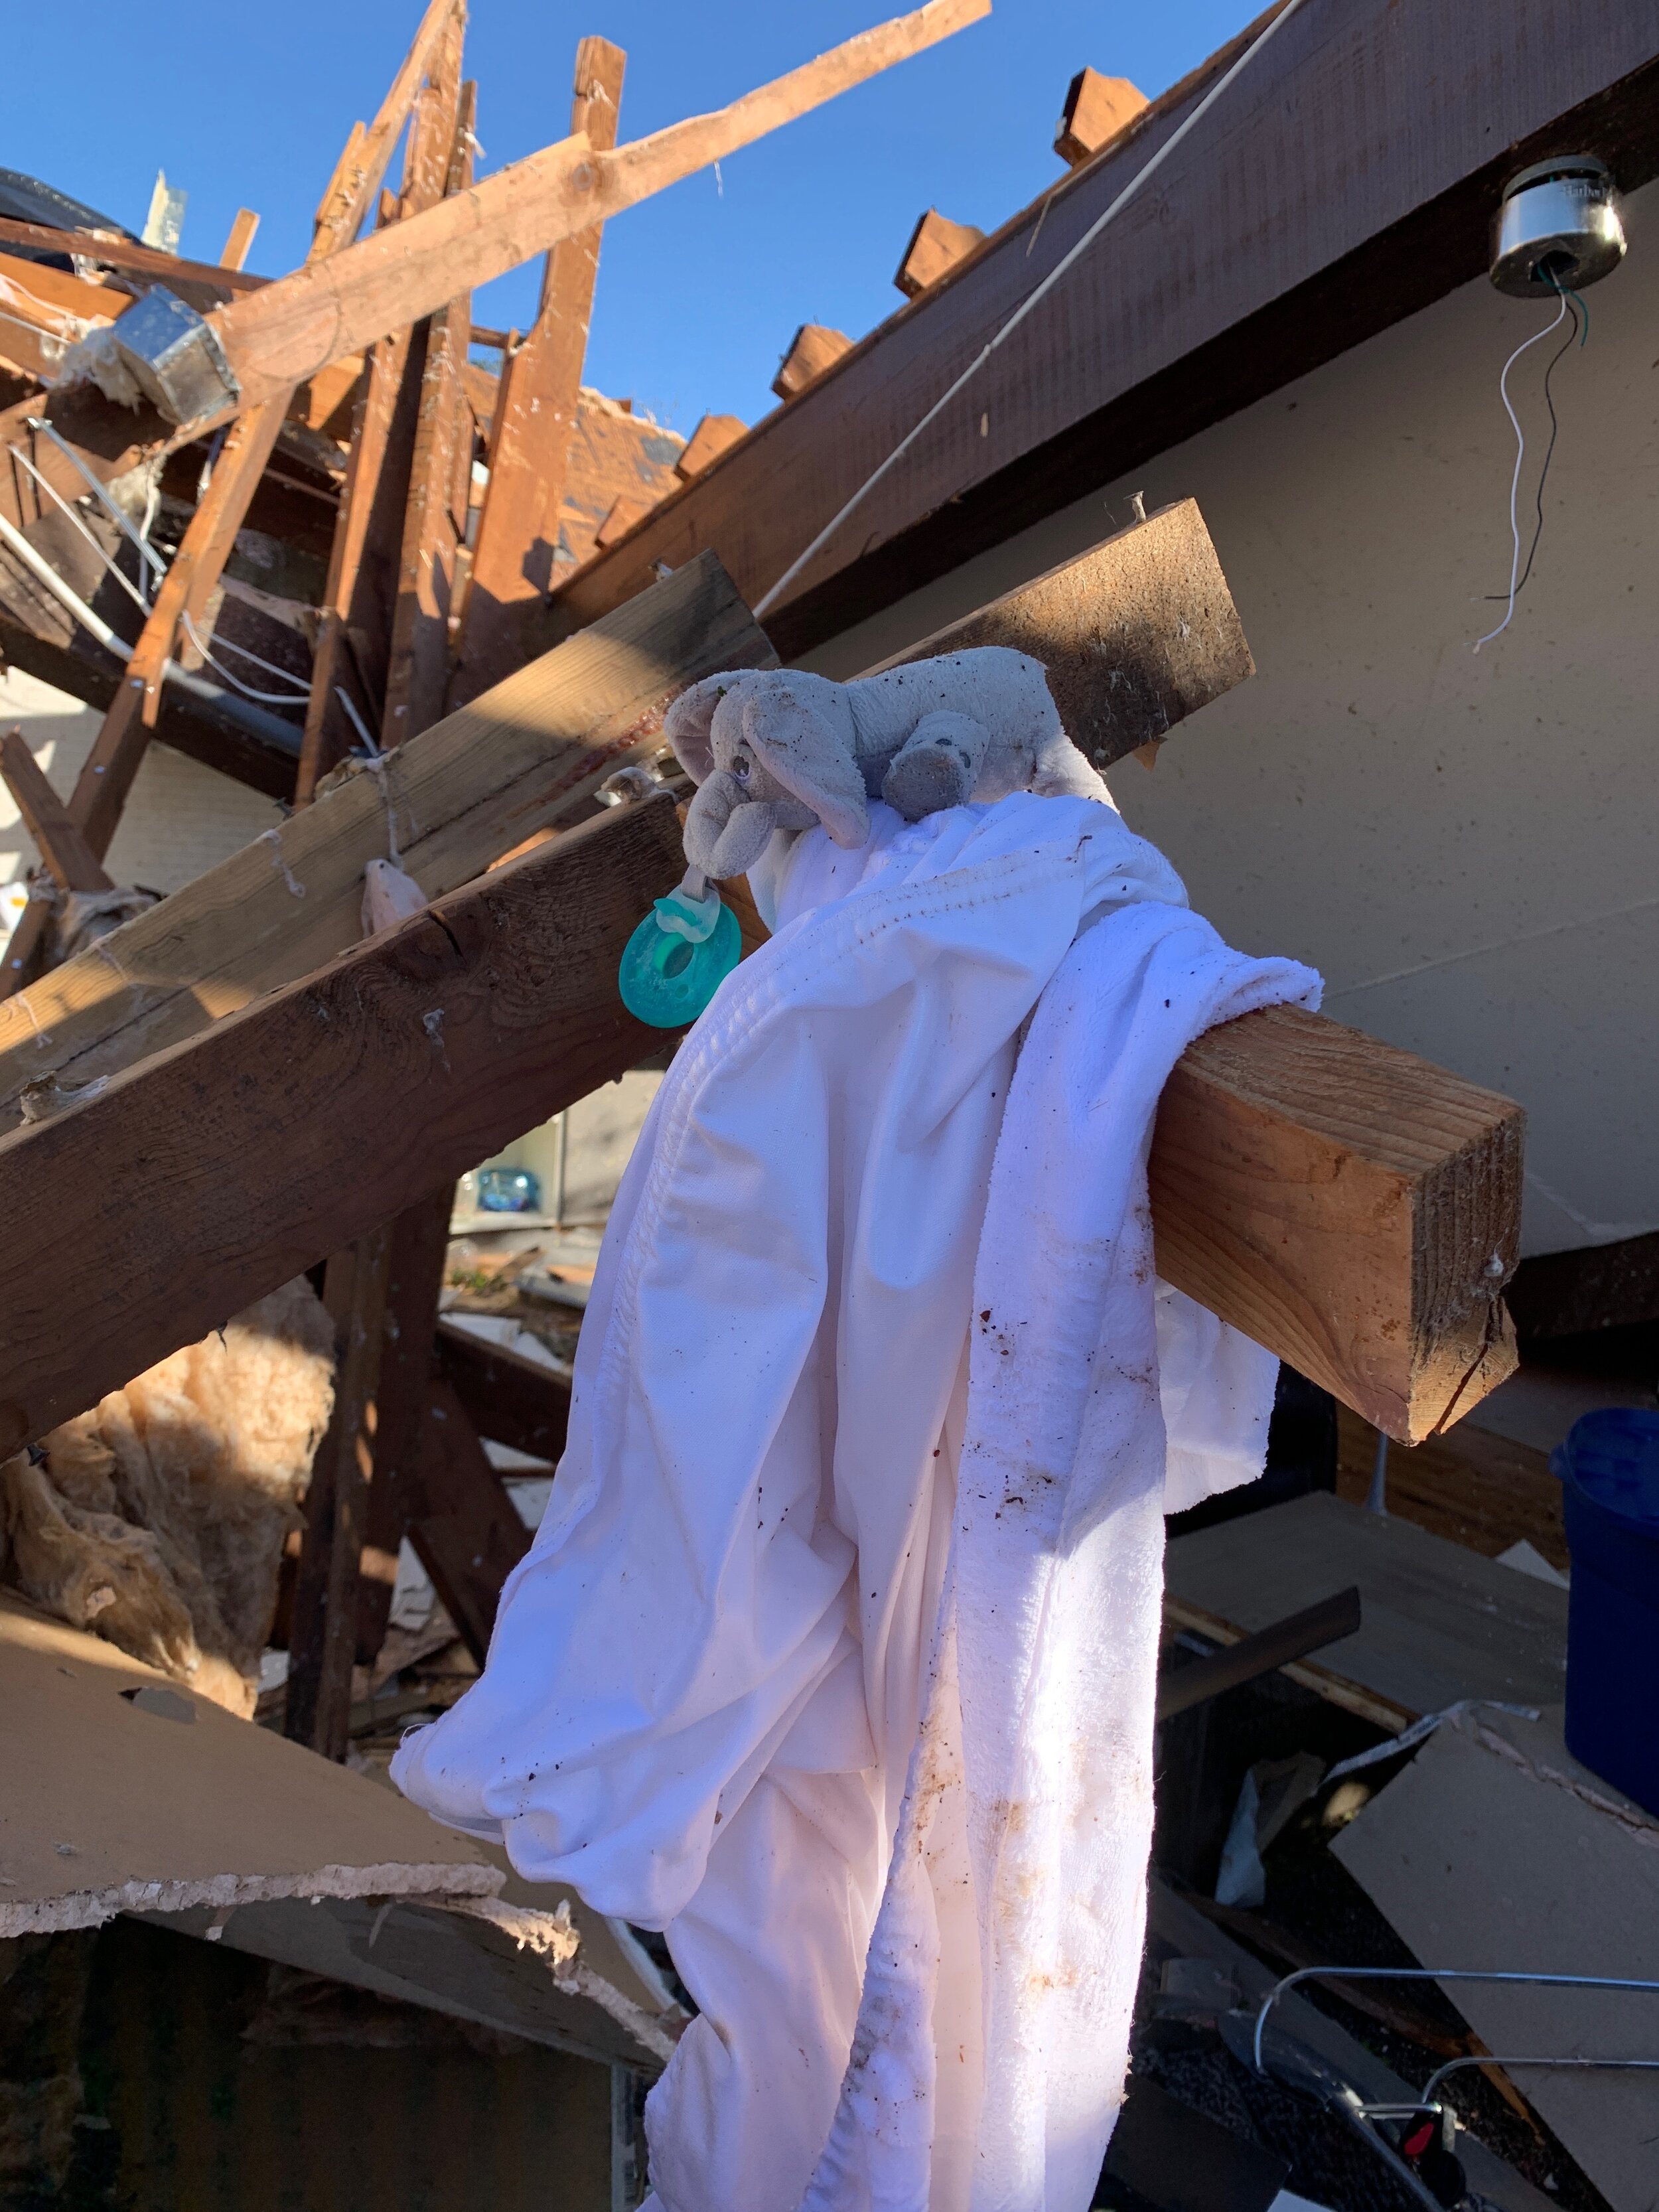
[179,611,311,705]
[753,0,1317,618]
[24,415,165,588]
[0,504,131,655]
[5,441,150,615]
[1473,291,1570,652]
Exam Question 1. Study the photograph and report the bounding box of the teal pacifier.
[618,873,741,1028]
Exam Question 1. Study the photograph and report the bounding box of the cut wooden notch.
[895,208,985,298]
[772,323,853,401]
[220,207,261,271]
[676,413,748,480]
[1054,68,1147,167]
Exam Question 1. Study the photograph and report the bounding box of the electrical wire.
[4,442,150,615]
[1473,291,1571,652]
[24,415,165,590]
[752,0,1319,618]
[179,611,311,706]
[1483,281,1584,607]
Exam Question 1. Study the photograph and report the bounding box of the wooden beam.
[530,3,1659,660]
[0,796,686,1455]
[284,1228,390,1759]
[593,494,648,550]
[411,1380,532,1667]
[1151,1004,1522,1445]
[1053,68,1147,167]
[868,498,1252,772]
[383,58,478,747]
[356,1186,455,1664]
[0,729,112,893]
[772,323,853,402]
[0,552,772,1122]
[451,37,628,706]
[0,216,263,306]
[435,1316,571,1464]
[220,208,261,271]
[894,208,985,298]
[190,0,991,419]
[674,414,747,481]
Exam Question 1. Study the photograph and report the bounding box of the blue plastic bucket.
[1553,1408,1659,1818]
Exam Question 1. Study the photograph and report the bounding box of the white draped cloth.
[392,792,1319,2211]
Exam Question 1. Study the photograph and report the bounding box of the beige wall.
[0,667,283,908]
[803,183,1659,1259]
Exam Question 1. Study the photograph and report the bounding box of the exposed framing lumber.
[181,0,989,421]
[220,209,261,272]
[435,1317,572,1465]
[284,1228,391,1759]
[451,37,628,706]
[675,415,747,480]
[0,217,265,304]
[0,552,773,1121]
[1151,1004,1522,1445]
[773,323,853,402]
[533,1,1659,660]
[893,208,985,298]
[1053,68,1147,167]
[0,796,687,1455]
[0,729,111,893]
[410,1379,532,1667]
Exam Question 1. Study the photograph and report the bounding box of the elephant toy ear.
[739,675,869,849]
[663,674,741,786]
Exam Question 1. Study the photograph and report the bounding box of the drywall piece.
[1165,1493,1568,1726]
[0,1588,493,1937]
[894,207,986,297]
[1054,67,1148,165]
[1334,1707,1659,2212]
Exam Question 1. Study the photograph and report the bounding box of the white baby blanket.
[393,791,1319,2211]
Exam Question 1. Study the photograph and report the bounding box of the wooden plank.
[194,0,990,418]
[284,1229,390,1759]
[1151,1003,1523,1445]
[298,16,471,798]
[1053,68,1147,165]
[435,1317,572,1465]
[1155,1585,1360,1722]
[356,1186,455,1664]
[772,323,852,402]
[674,414,747,481]
[1506,1228,1659,1339]
[451,37,628,706]
[0,795,687,1455]
[0,250,124,329]
[867,498,1253,771]
[1165,1491,1569,1727]
[532,1,1659,660]
[893,208,984,297]
[411,1380,533,1667]
[0,553,773,1122]
[0,216,263,305]
[0,729,112,893]
[383,57,477,747]
[220,208,261,271]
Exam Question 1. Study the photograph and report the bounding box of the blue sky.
[10,1,1250,434]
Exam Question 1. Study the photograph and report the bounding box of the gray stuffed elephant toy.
[668,647,1108,881]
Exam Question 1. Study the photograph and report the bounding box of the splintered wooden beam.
[0,796,687,1457]
[190,0,989,420]
[0,552,773,1122]
[869,498,1252,771]
[1151,1005,1523,1445]
[451,37,628,705]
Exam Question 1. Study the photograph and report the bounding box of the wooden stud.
[893,208,985,298]
[0,796,687,1456]
[0,552,772,1117]
[451,37,628,707]
[409,1379,532,1666]
[435,1316,571,1464]
[772,323,853,402]
[283,1226,391,1759]
[192,0,990,419]
[593,494,648,550]
[674,413,747,480]
[220,208,261,272]
[1054,68,1147,166]
[0,729,111,894]
[0,216,263,305]
[356,1185,455,1664]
